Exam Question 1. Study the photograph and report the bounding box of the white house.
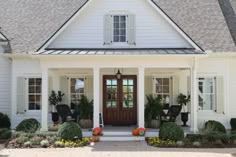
[0,0,236,133]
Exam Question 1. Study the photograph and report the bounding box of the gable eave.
[37,0,204,52]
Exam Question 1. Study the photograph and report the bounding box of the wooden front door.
[103,75,137,126]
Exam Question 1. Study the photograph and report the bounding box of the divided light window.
[154,77,170,105]
[198,78,216,110]
[113,15,126,42]
[28,78,42,110]
[70,78,85,109]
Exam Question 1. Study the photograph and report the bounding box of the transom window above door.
[113,15,126,42]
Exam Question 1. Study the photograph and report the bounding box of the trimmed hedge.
[16,118,40,133]
[0,113,11,129]
[0,128,11,139]
[159,122,184,141]
[57,122,82,140]
[230,118,236,130]
[205,120,226,133]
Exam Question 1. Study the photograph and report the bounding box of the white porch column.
[190,58,198,133]
[93,67,100,128]
[138,67,145,128]
[41,68,49,131]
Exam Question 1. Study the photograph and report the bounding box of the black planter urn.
[181,112,189,127]
[51,112,59,124]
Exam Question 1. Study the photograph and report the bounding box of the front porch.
[40,59,198,133]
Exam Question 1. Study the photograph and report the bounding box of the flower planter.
[181,112,189,127]
[150,119,161,128]
[79,119,93,128]
[51,112,59,124]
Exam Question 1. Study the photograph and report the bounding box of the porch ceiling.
[35,49,205,55]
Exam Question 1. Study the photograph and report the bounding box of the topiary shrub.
[0,128,12,139]
[204,120,226,133]
[0,113,11,129]
[230,118,236,130]
[57,122,82,140]
[159,122,184,141]
[16,118,40,133]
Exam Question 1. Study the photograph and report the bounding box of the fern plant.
[77,95,93,120]
[145,95,163,122]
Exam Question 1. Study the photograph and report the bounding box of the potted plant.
[77,95,93,128]
[145,95,163,128]
[177,93,190,127]
[48,90,65,124]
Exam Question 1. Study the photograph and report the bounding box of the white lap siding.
[11,58,52,128]
[0,55,11,116]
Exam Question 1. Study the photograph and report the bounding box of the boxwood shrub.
[57,122,82,140]
[0,112,11,129]
[205,120,226,133]
[0,128,12,139]
[16,118,40,133]
[230,118,236,130]
[159,122,184,141]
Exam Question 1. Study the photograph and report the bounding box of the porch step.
[100,135,145,141]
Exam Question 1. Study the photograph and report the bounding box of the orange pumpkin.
[132,129,139,136]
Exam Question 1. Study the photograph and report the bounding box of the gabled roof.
[0,0,235,53]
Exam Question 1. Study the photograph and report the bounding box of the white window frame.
[68,77,86,109]
[153,76,172,105]
[25,77,42,112]
[197,77,216,111]
[112,14,128,44]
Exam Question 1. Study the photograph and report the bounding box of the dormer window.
[113,15,126,43]
[104,14,136,45]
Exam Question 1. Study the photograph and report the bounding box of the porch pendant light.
[116,69,122,79]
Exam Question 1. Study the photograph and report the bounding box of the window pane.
[114,23,119,29]
[114,36,119,42]
[114,16,119,22]
[120,29,126,35]
[114,29,119,35]
[120,23,126,29]
[163,78,169,85]
[120,36,126,42]
[29,78,35,85]
[156,78,162,85]
[29,103,35,110]
[163,86,169,93]
[120,16,126,22]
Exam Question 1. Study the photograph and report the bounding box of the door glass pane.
[129,101,134,108]
[123,101,129,108]
[128,94,133,100]
[112,101,117,108]
[123,86,128,92]
[123,79,128,85]
[128,79,134,85]
[127,86,133,92]
[106,80,112,85]
[106,101,111,108]
[112,79,117,85]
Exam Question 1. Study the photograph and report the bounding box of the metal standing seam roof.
[0,0,235,53]
[35,49,205,55]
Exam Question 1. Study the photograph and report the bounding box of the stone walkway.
[1,141,236,157]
